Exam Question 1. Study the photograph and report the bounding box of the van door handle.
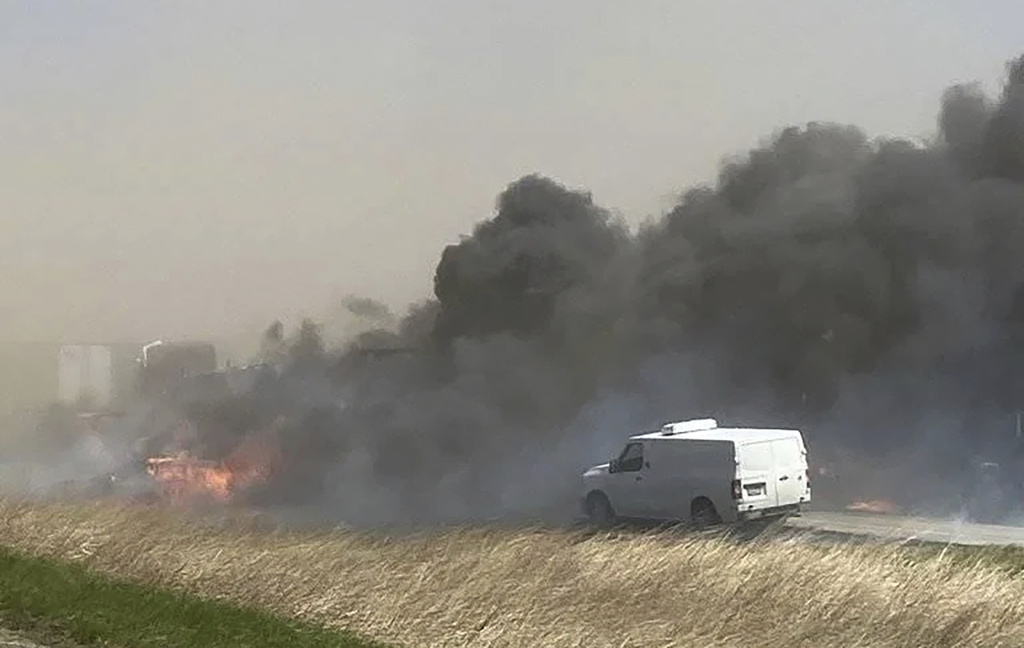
[779,475,789,481]
[635,476,643,482]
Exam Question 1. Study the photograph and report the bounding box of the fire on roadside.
[145,432,281,506]
[145,454,232,505]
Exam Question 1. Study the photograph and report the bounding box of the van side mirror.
[609,459,619,473]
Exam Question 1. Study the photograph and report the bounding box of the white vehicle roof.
[629,418,802,444]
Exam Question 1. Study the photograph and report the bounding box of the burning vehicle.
[27,339,288,508]
[144,439,279,506]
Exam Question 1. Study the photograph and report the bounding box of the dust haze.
[0,1,1015,348]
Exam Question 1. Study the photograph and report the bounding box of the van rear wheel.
[690,497,721,527]
[586,492,615,526]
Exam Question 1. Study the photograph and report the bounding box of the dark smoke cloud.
[212,54,1024,525]
[15,55,1024,525]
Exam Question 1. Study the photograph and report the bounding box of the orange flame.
[145,432,281,506]
[146,454,232,505]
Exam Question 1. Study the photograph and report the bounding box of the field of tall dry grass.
[1,498,1023,648]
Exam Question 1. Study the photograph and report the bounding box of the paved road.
[788,510,1024,547]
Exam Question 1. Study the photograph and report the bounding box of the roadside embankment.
[2,498,1024,648]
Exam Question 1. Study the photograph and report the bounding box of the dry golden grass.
[2,498,1024,648]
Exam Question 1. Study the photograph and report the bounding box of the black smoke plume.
[196,54,1024,525]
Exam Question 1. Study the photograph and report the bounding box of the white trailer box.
[58,345,116,407]
[581,418,810,525]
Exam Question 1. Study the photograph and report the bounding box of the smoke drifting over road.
[13,55,1024,526]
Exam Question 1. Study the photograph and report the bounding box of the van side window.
[617,442,644,472]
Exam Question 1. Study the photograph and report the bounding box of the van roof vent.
[661,418,718,435]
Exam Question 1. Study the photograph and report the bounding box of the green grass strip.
[0,547,391,648]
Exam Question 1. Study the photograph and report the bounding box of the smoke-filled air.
[11,55,1024,527]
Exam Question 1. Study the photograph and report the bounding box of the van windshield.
[617,442,644,472]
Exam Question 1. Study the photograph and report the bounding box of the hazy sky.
[1,1,1021,355]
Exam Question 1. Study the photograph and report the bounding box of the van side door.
[646,440,732,521]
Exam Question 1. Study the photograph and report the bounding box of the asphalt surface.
[788,510,1024,547]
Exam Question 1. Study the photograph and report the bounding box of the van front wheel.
[690,497,721,527]
[586,492,615,526]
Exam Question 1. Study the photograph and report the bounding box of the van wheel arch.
[585,490,616,525]
[690,496,721,527]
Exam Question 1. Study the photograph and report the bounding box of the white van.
[580,418,811,525]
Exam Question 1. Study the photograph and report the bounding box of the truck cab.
[581,418,811,526]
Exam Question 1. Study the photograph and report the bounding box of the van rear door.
[772,435,807,507]
[736,440,778,508]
